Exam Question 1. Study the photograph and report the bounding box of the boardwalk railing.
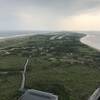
[89,88,100,100]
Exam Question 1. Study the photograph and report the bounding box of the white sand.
[80,33,100,51]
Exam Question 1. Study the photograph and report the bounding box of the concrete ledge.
[19,89,58,100]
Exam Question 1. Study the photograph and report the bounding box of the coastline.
[0,32,100,100]
[1,32,100,52]
[80,34,100,52]
[0,33,36,42]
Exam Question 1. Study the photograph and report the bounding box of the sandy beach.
[80,33,100,51]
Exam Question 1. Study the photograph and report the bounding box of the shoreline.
[0,33,36,42]
[80,34,100,52]
[1,32,100,52]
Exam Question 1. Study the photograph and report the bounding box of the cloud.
[0,0,100,30]
[58,8,100,31]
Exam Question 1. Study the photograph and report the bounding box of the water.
[80,31,100,50]
[0,31,49,40]
[0,31,39,40]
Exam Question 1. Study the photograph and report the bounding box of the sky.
[0,0,100,31]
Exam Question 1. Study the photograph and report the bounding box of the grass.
[0,32,100,100]
[25,57,100,100]
[0,55,27,71]
[0,74,21,100]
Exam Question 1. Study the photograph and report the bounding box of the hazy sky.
[0,0,100,31]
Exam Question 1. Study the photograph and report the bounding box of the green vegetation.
[0,74,21,100]
[0,32,100,100]
[0,55,26,71]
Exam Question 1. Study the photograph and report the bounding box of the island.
[0,32,100,100]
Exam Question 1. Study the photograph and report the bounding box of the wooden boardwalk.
[20,58,29,90]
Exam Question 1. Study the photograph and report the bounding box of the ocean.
[0,31,49,40]
[0,31,31,39]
